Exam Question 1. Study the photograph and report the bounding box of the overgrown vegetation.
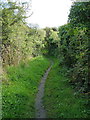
[1,0,90,119]
[1,1,46,66]
[57,2,89,93]
[2,56,50,118]
[44,58,88,118]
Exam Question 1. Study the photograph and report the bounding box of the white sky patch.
[26,0,73,28]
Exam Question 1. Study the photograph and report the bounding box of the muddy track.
[35,62,53,118]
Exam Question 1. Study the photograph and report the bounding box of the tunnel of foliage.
[1,0,89,107]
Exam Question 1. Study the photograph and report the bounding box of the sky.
[26,0,73,28]
[1,0,73,28]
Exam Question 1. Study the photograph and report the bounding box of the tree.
[57,2,89,92]
[44,27,59,56]
[68,2,90,28]
[1,0,28,65]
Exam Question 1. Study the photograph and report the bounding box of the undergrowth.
[2,56,50,118]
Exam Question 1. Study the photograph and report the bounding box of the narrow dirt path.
[35,62,53,118]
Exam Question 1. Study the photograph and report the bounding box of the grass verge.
[44,58,88,118]
[2,56,50,118]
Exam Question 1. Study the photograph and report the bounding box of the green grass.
[44,58,88,118]
[2,56,50,118]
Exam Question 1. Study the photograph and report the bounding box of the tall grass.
[44,58,88,118]
[2,56,50,118]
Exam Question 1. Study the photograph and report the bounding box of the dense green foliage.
[1,1,46,66]
[44,58,88,118]
[2,56,50,118]
[58,23,88,92]
[68,2,90,28]
[44,27,59,56]
[1,0,90,119]
[57,2,89,92]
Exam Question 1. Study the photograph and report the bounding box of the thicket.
[1,1,46,66]
[57,2,90,93]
